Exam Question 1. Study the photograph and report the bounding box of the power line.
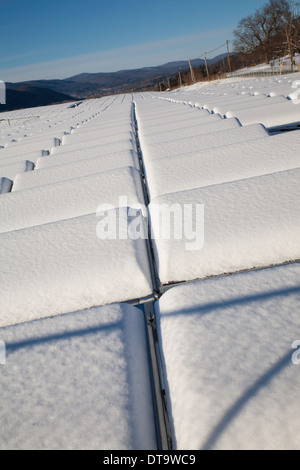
[202,42,226,58]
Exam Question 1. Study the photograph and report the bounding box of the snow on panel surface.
[141,124,269,163]
[139,113,222,135]
[36,148,138,170]
[0,211,153,327]
[62,129,134,146]
[0,166,145,233]
[75,118,133,133]
[168,74,300,128]
[135,109,215,129]
[13,152,140,191]
[50,138,137,157]
[0,303,156,450]
[226,100,300,128]
[0,149,48,166]
[212,94,287,117]
[139,118,241,147]
[0,160,34,181]
[155,263,300,450]
[0,137,60,157]
[149,168,300,285]
[57,132,135,152]
[145,131,300,200]
[169,93,271,111]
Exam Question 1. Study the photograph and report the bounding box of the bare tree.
[288,2,300,59]
[233,0,292,63]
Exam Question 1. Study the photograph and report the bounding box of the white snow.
[141,123,269,163]
[143,131,300,200]
[149,168,300,285]
[61,127,134,145]
[168,72,300,128]
[0,79,299,451]
[55,131,135,153]
[0,303,156,450]
[226,100,300,128]
[139,113,222,135]
[0,166,145,233]
[212,94,288,117]
[155,262,300,450]
[13,153,140,191]
[0,211,153,327]
[0,149,49,166]
[1,136,61,155]
[139,117,241,147]
[36,148,138,170]
[0,160,34,182]
[50,138,137,158]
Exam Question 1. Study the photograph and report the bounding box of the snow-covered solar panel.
[1,136,61,154]
[59,131,135,151]
[0,303,156,450]
[139,113,221,135]
[226,100,300,128]
[155,263,300,450]
[35,147,138,170]
[0,211,153,326]
[212,94,288,117]
[0,160,34,181]
[149,168,300,286]
[139,118,241,147]
[13,152,140,191]
[62,124,134,143]
[0,75,299,451]
[141,123,269,164]
[0,149,49,166]
[50,137,137,157]
[0,166,145,233]
[143,131,300,200]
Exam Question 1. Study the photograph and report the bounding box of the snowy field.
[0,74,299,450]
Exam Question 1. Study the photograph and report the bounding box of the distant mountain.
[62,56,229,97]
[0,53,233,112]
[0,85,78,112]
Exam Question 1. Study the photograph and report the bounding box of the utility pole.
[189,60,196,83]
[204,53,210,81]
[223,58,226,78]
[285,25,294,70]
[178,71,183,87]
[226,40,232,73]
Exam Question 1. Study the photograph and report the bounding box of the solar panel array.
[0,74,299,450]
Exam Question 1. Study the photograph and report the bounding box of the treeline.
[233,0,300,67]
[151,0,300,91]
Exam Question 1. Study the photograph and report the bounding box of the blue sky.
[0,0,268,82]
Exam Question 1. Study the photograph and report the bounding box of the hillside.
[0,85,78,112]
[1,54,230,112]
